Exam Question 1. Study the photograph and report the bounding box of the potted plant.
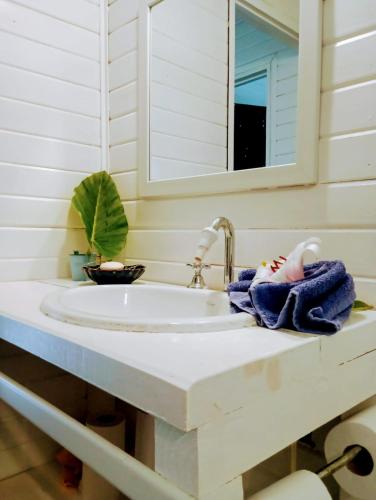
[71,171,143,284]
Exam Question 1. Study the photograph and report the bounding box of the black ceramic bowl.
[82,263,145,285]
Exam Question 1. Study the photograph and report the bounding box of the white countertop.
[1,280,376,431]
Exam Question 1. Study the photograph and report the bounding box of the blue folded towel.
[228,260,355,335]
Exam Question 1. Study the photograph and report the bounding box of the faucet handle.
[186,261,210,289]
[186,261,211,270]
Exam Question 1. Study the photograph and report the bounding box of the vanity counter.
[1,280,376,498]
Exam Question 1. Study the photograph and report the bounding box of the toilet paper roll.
[250,470,331,499]
[325,404,376,500]
[81,413,126,500]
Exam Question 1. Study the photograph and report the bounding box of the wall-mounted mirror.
[139,0,322,197]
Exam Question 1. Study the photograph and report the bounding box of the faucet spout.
[193,217,235,290]
[209,217,235,289]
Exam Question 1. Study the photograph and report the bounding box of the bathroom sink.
[40,284,255,333]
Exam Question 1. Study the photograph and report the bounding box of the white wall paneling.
[322,31,376,91]
[0,196,81,228]
[0,1,100,60]
[320,81,376,137]
[0,164,87,199]
[125,181,376,230]
[108,0,139,219]
[109,19,138,62]
[0,228,87,259]
[111,171,138,201]
[0,131,100,173]
[110,113,138,146]
[109,0,138,33]
[0,31,100,89]
[0,0,103,281]
[110,82,137,119]
[0,65,101,118]
[323,0,376,44]
[125,229,376,278]
[110,141,138,173]
[0,98,100,146]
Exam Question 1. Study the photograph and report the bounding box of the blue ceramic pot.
[70,252,96,281]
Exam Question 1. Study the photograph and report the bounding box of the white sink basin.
[41,284,255,333]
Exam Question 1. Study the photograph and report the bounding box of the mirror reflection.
[148,0,300,182]
[233,3,299,170]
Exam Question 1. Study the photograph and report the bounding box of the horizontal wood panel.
[110,142,138,173]
[151,132,227,168]
[0,228,87,259]
[128,181,376,230]
[152,0,227,63]
[122,201,137,228]
[319,130,376,182]
[109,19,137,62]
[320,81,376,137]
[109,0,138,34]
[151,83,227,126]
[109,82,137,119]
[322,31,376,91]
[125,229,376,278]
[0,257,71,282]
[275,123,296,141]
[191,0,228,20]
[112,171,138,201]
[275,77,297,96]
[0,31,100,90]
[152,31,227,85]
[354,278,376,306]
[275,108,297,126]
[0,130,100,172]
[125,257,376,297]
[0,97,100,146]
[0,164,86,199]
[11,0,99,33]
[109,51,137,91]
[149,158,224,181]
[1,1,99,61]
[109,112,137,146]
[151,108,227,147]
[0,64,101,117]
[0,196,81,228]
[323,0,376,44]
[151,56,227,105]
[274,136,295,155]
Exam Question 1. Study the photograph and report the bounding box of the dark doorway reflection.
[234,103,266,170]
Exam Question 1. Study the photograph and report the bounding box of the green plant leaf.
[352,300,374,311]
[72,171,128,259]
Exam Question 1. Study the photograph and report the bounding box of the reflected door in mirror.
[232,2,299,170]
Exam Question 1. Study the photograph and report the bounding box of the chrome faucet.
[187,217,235,291]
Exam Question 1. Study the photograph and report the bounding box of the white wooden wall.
[108,0,138,216]
[0,0,103,281]
[109,0,376,305]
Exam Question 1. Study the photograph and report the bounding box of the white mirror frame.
[138,0,323,198]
